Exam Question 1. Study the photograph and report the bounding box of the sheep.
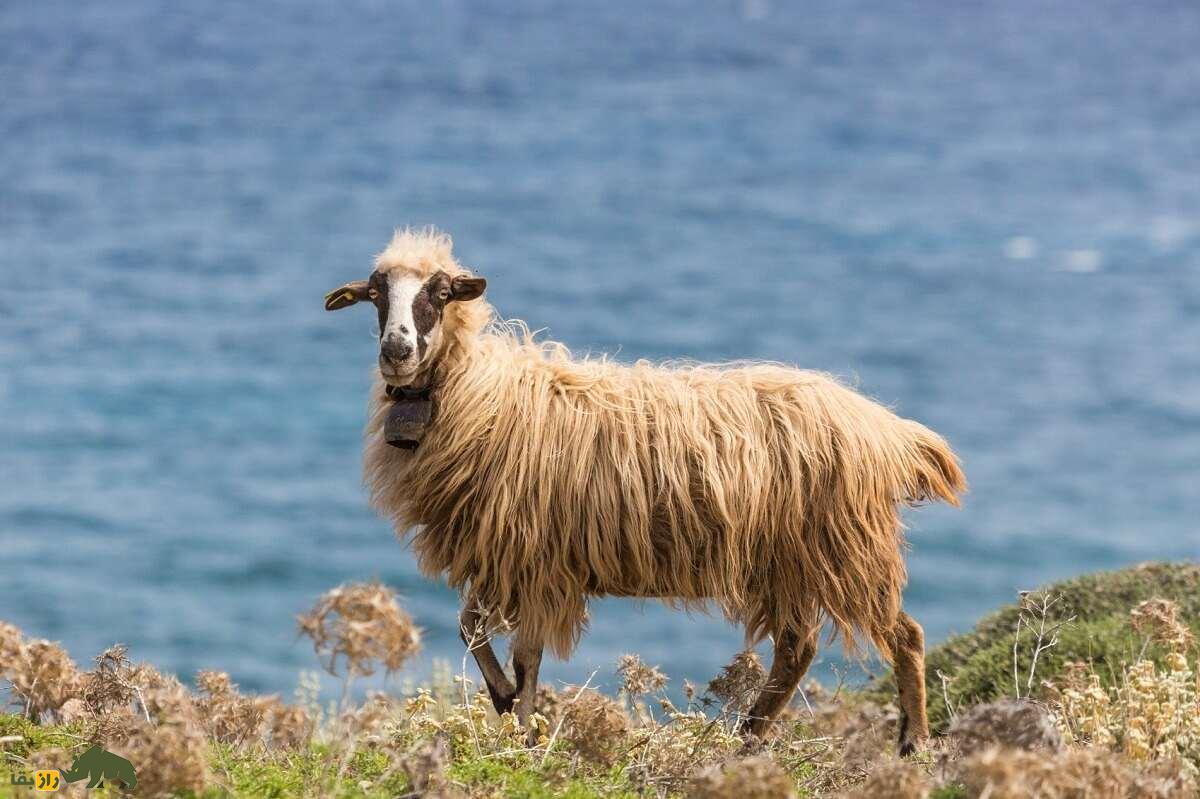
[324,228,966,752]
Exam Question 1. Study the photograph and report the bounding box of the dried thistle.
[112,716,210,798]
[557,685,629,766]
[297,582,422,677]
[950,699,1063,755]
[959,745,1196,799]
[532,683,564,721]
[846,758,931,799]
[262,699,313,749]
[400,735,461,798]
[193,670,268,746]
[839,708,899,772]
[1131,598,1195,652]
[616,654,668,696]
[345,690,401,736]
[630,706,742,788]
[707,649,767,714]
[80,645,137,719]
[138,672,201,728]
[7,639,83,719]
[690,755,796,799]
[0,620,24,666]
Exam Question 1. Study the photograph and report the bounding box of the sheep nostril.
[380,338,414,363]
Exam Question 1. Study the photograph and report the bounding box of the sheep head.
[324,229,486,388]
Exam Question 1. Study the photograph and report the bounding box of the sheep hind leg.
[739,628,818,739]
[890,610,930,756]
[459,606,516,715]
[511,635,543,746]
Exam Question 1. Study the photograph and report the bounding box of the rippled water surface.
[2,0,1198,694]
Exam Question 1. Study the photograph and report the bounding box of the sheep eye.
[367,288,380,300]
[437,289,451,301]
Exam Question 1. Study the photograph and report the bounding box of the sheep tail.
[902,421,967,507]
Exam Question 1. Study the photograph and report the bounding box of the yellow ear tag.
[344,291,355,301]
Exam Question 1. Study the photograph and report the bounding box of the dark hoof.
[485,688,515,717]
[898,740,916,757]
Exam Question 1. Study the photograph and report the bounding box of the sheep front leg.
[459,606,516,715]
[511,636,543,746]
[739,629,818,739]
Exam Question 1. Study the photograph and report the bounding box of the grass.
[207,742,408,799]
[2,563,1197,797]
[867,561,1200,730]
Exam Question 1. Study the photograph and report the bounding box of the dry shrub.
[192,670,312,749]
[949,698,1062,754]
[398,678,540,751]
[843,758,930,799]
[263,698,313,749]
[112,717,210,798]
[769,696,900,796]
[81,646,136,715]
[627,696,743,790]
[345,690,402,737]
[0,620,24,665]
[6,638,83,719]
[532,682,565,722]
[818,701,895,771]
[556,685,629,766]
[959,745,1196,799]
[1051,600,1199,772]
[707,649,767,716]
[194,670,268,745]
[617,654,668,697]
[690,755,796,799]
[138,672,201,728]
[94,666,212,797]
[297,581,422,677]
[1131,598,1195,651]
[71,645,144,741]
[23,746,80,798]
[400,735,461,798]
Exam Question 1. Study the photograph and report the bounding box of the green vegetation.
[869,561,1200,730]
[2,563,1197,797]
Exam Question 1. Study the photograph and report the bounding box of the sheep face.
[325,268,486,386]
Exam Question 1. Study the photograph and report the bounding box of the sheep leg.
[459,606,516,714]
[891,610,929,756]
[511,636,543,746]
[739,628,818,738]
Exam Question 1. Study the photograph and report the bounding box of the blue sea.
[2,0,1198,698]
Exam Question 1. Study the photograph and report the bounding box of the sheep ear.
[450,276,486,302]
[324,281,371,311]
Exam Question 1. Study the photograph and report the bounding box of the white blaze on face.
[382,274,422,365]
[379,271,447,376]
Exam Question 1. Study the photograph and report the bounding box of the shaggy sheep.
[325,228,966,753]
